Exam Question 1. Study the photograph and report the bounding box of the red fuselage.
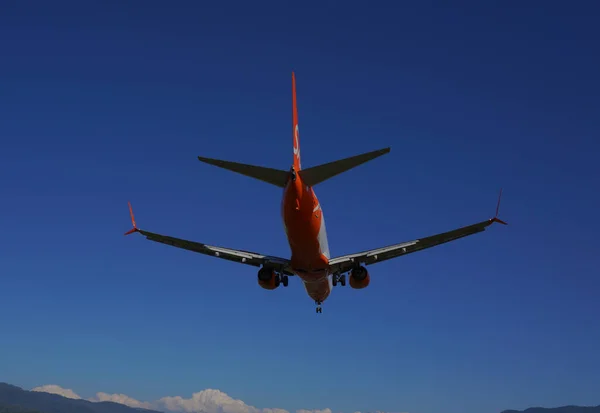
[281,168,332,303]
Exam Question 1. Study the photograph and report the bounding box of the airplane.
[124,72,507,314]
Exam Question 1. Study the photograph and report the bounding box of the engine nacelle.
[349,266,370,289]
[257,267,280,290]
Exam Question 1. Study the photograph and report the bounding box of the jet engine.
[349,266,370,289]
[257,267,281,290]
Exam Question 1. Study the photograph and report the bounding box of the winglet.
[124,201,139,235]
[490,188,508,225]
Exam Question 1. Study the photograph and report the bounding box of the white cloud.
[92,392,154,410]
[156,389,288,413]
[297,409,332,413]
[31,385,402,413]
[31,384,82,400]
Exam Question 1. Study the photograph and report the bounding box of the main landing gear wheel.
[281,274,289,287]
[332,273,346,287]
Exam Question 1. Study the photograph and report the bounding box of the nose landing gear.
[315,301,322,313]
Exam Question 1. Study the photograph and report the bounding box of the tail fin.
[292,72,301,170]
[298,147,390,187]
[197,156,289,187]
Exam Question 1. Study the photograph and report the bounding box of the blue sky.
[1,1,599,413]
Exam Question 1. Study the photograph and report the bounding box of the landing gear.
[332,273,346,287]
[281,274,289,287]
[315,301,322,314]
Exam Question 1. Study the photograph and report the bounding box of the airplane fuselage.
[281,167,332,303]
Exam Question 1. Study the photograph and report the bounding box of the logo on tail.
[294,123,301,168]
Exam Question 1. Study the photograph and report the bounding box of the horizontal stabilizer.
[298,147,390,187]
[198,156,290,188]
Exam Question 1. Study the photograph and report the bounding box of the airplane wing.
[328,190,507,275]
[124,202,294,275]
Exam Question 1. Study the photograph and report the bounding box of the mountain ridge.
[501,406,600,413]
[0,384,163,413]
[2,382,599,413]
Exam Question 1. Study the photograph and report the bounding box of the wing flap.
[328,190,507,274]
[139,229,294,274]
[329,219,493,274]
[140,229,263,265]
[125,203,294,275]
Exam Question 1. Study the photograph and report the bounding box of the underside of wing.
[328,190,507,275]
[124,203,294,275]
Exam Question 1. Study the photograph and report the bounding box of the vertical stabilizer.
[292,72,301,170]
